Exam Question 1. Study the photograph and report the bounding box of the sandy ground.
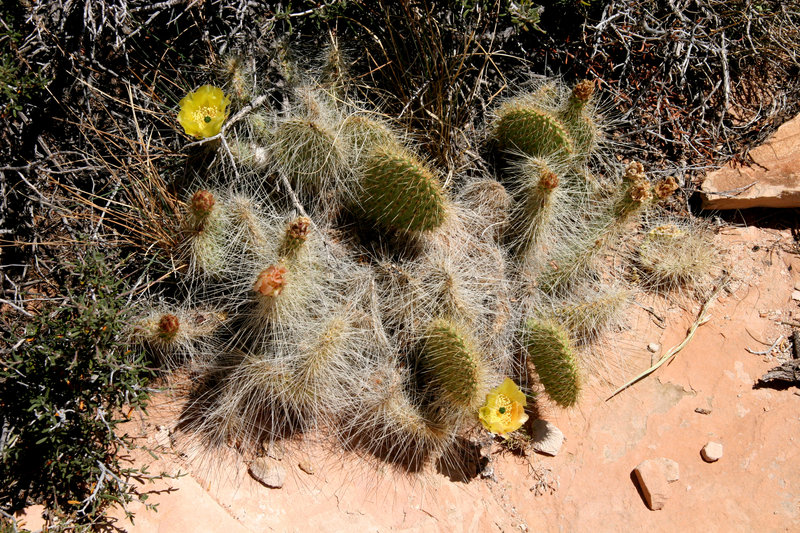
[19,225,800,532]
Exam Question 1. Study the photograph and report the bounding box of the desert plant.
[635,218,718,292]
[0,250,160,527]
[419,318,491,410]
[523,318,581,407]
[357,144,448,234]
[121,54,700,481]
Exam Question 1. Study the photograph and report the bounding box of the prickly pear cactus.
[359,144,447,233]
[132,45,708,476]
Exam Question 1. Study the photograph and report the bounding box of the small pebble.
[298,460,315,475]
[793,291,800,302]
[701,441,723,463]
[694,407,711,415]
[647,343,660,353]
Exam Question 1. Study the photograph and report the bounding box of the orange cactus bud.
[254,265,288,297]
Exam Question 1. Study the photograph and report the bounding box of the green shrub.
[0,250,156,527]
[0,8,47,119]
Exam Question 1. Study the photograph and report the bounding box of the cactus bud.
[254,265,288,297]
[623,162,651,203]
[191,190,216,219]
[572,79,595,103]
[628,179,652,203]
[280,216,311,257]
[539,170,559,190]
[624,161,646,182]
[158,314,180,341]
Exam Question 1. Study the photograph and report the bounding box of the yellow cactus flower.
[177,85,231,138]
[478,378,529,436]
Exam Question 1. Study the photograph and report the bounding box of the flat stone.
[701,113,800,209]
[701,441,724,462]
[531,419,564,456]
[249,458,286,488]
[633,458,680,510]
[16,504,46,532]
[792,290,800,302]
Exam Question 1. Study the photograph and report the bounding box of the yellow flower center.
[192,106,219,126]
[494,394,513,425]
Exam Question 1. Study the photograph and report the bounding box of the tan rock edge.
[701,113,800,209]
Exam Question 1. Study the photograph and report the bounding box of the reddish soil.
[19,225,800,532]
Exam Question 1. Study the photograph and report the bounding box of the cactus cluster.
[133,49,716,474]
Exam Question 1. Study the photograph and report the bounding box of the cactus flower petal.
[478,378,528,436]
[177,85,231,138]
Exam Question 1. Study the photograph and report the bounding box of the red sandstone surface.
[19,226,800,532]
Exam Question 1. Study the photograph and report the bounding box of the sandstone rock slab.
[701,113,800,209]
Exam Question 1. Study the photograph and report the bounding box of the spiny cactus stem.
[422,320,483,408]
[360,146,447,233]
[524,319,581,407]
[495,106,573,157]
[567,80,595,113]
[280,216,312,258]
[276,171,343,262]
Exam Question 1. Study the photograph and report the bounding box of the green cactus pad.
[420,319,485,408]
[342,114,397,155]
[359,145,447,233]
[494,105,573,157]
[273,117,345,189]
[523,319,581,408]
